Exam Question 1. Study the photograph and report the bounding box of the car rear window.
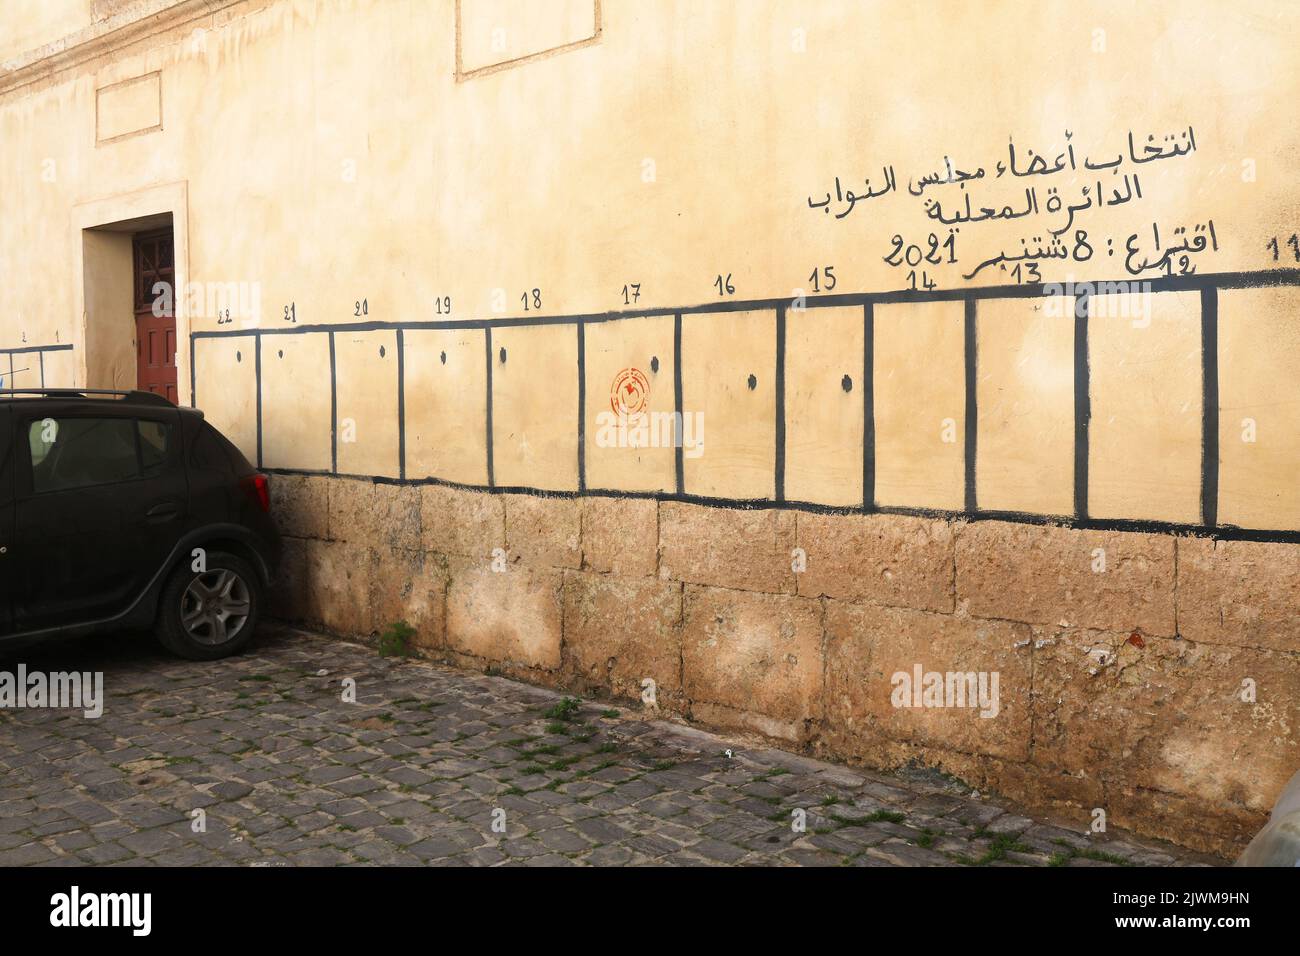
[28,416,174,493]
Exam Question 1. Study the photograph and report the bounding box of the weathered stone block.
[503,493,581,568]
[1177,537,1300,651]
[962,756,1107,821]
[1030,627,1300,821]
[581,496,658,577]
[1107,785,1265,858]
[301,539,371,636]
[445,559,562,670]
[822,600,1032,761]
[797,512,954,612]
[328,479,420,550]
[659,502,795,594]
[681,585,822,740]
[955,521,1176,636]
[269,474,329,539]
[269,536,310,620]
[561,571,682,704]
[369,548,448,650]
[419,485,505,559]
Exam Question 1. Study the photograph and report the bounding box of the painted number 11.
[1267,234,1299,262]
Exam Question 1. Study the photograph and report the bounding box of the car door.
[9,404,188,634]
[0,404,13,637]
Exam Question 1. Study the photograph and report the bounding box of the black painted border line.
[862,302,875,511]
[1201,286,1219,528]
[774,303,786,503]
[329,331,338,475]
[484,326,495,489]
[396,328,406,481]
[576,320,586,493]
[1073,290,1090,520]
[188,269,1300,340]
[673,312,684,496]
[964,297,978,513]
[254,331,263,469]
[204,268,1300,544]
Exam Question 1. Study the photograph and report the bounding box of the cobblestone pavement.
[0,625,1224,867]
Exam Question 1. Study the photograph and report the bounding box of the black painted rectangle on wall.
[1073,291,1090,520]
[183,267,1300,545]
[255,332,263,469]
[774,303,786,503]
[1201,286,1219,527]
[577,320,586,493]
[396,328,406,481]
[863,302,875,511]
[673,312,684,496]
[964,298,977,514]
[329,331,338,475]
[485,325,495,489]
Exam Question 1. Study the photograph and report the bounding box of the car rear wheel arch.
[184,535,272,586]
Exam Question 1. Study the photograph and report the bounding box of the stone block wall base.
[269,475,1299,858]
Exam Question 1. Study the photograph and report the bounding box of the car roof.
[0,389,197,413]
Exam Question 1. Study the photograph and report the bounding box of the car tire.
[155,550,263,660]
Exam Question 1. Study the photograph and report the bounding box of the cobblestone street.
[0,626,1223,867]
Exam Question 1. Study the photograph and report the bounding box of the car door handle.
[145,503,181,523]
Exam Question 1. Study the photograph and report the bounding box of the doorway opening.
[132,227,177,403]
[73,184,188,404]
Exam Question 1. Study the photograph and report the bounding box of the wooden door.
[134,229,177,403]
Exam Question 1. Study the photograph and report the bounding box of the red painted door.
[134,229,177,403]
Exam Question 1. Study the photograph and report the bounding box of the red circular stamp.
[610,367,650,416]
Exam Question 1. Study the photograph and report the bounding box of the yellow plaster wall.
[404,328,488,486]
[873,301,965,511]
[261,334,331,472]
[334,330,400,478]
[785,306,863,507]
[458,0,599,76]
[1218,287,1300,530]
[193,335,257,455]
[584,314,676,493]
[976,297,1075,516]
[1089,291,1203,524]
[491,323,578,491]
[681,310,775,500]
[1,0,1299,531]
[40,349,79,389]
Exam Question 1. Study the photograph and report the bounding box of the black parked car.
[0,389,280,659]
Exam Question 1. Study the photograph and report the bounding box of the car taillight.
[241,474,270,512]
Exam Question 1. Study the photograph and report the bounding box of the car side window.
[27,417,174,493]
[138,419,171,477]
